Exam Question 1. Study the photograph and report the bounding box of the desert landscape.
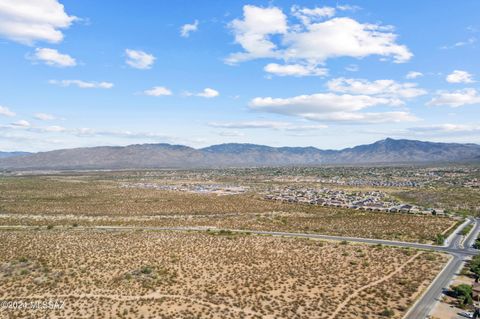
[0,171,460,243]
[1,1,480,318]
[0,229,448,319]
[1,166,478,318]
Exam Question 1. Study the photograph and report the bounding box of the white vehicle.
[459,311,473,319]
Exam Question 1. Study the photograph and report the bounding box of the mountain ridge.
[1,138,479,170]
[0,151,31,159]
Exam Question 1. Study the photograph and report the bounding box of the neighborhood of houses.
[270,176,421,188]
[263,187,447,216]
[314,178,420,188]
[120,182,248,195]
[465,179,480,188]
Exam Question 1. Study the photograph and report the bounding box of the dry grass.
[0,229,447,319]
[0,175,456,243]
[394,187,480,216]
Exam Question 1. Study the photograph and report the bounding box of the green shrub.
[452,284,473,306]
[380,308,394,317]
[434,234,445,245]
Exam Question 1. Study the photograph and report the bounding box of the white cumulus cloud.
[446,70,475,83]
[11,120,31,128]
[0,106,16,117]
[327,78,427,99]
[143,86,172,96]
[186,88,219,98]
[264,63,327,77]
[249,92,418,124]
[0,0,77,45]
[197,88,219,98]
[125,49,155,69]
[180,20,199,37]
[291,5,336,25]
[31,48,76,67]
[251,93,395,113]
[226,5,412,70]
[49,80,114,89]
[428,88,480,107]
[34,113,56,120]
[226,5,288,64]
[282,17,412,64]
[406,71,423,79]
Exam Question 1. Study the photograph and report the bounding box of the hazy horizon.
[3,136,480,154]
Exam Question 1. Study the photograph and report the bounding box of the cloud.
[186,88,219,98]
[11,120,31,128]
[428,88,480,107]
[226,5,288,64]
[291,6,336,25]
[446,70,475,83]
[143,86,172,96]
[227,5,412,68]
[0,0,77,45]
[264,63,327,77]
[345,64,359,72]
[0,123,191,151]
[208,120,327,130]
[31,48,76,67]
[250,93,396,113]
[326,78,427,99]
[197,88,219,98]
[409,123,480,134]
[73,128,172,140]
[0,106,16,117]
[249,92,418,124]
[283,17,412,64]
[336,4,361,12]
[1,123,172,142]
[406,71,423,79]
[441,37,476,49]
[41,125,67,132]
[49,79,114,89]
[180,20,199,37]
[302,111,418,123]
[34,113,56,120]
[125,49,155,69]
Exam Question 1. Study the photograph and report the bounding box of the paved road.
[403,217,480,319]
[1,219,479,318]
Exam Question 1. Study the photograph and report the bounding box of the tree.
[452,284,473,306]
[470,256,480,278]
[434,234,445,245]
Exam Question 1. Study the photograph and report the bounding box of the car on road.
[459,311,474,318]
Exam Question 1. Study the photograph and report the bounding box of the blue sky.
[0,0,479,152]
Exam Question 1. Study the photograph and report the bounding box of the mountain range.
[0,151,31,159]
[1,138,479,170]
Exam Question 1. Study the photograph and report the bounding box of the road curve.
[403,217,480,319]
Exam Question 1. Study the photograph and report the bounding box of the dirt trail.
[11,291,263,317]
[328,252,422,319]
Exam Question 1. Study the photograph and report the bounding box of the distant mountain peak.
[0,138,479,170]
